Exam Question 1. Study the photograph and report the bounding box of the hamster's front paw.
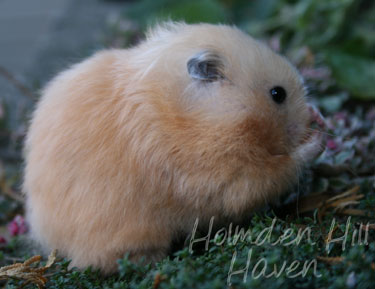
[294,104,326,162]
[308,104,326,130]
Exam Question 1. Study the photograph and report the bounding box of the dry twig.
[317,256,344,264]
[0,250,56,288]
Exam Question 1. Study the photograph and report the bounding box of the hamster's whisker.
[306,128,338,137]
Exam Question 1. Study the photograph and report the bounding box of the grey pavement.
[0,0,128,130]
[0,0,70,76]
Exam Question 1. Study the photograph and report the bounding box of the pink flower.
[8,215,28,236]
[301,67,331,80]
[0,236,6,244]
[334,112,347,121]
[269,35,281,52]
[326,139,338,150]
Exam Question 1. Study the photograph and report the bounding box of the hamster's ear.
[187,51,224,82]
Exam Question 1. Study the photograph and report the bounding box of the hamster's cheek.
[282,93,316,151]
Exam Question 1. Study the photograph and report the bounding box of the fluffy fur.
[23,23,323,273]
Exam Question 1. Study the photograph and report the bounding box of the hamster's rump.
[23,22,324,273]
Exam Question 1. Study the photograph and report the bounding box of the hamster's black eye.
[270,86,287,104]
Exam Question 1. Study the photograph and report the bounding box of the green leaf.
[318,92,349,113]
[324,51,375,100]
[311,177,329,194]
[127,0,228,27]
[156,0,227,24]
[334,150,354,165]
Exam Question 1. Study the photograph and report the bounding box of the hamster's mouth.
[269,105,326,159]
[292,105,326,162]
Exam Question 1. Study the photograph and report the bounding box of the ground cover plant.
[0,0,374,288]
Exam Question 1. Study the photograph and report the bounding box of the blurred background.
[0,0,374,240]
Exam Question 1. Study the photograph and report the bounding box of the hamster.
[23,22,325,273]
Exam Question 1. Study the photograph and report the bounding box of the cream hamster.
[23,22,325,273]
